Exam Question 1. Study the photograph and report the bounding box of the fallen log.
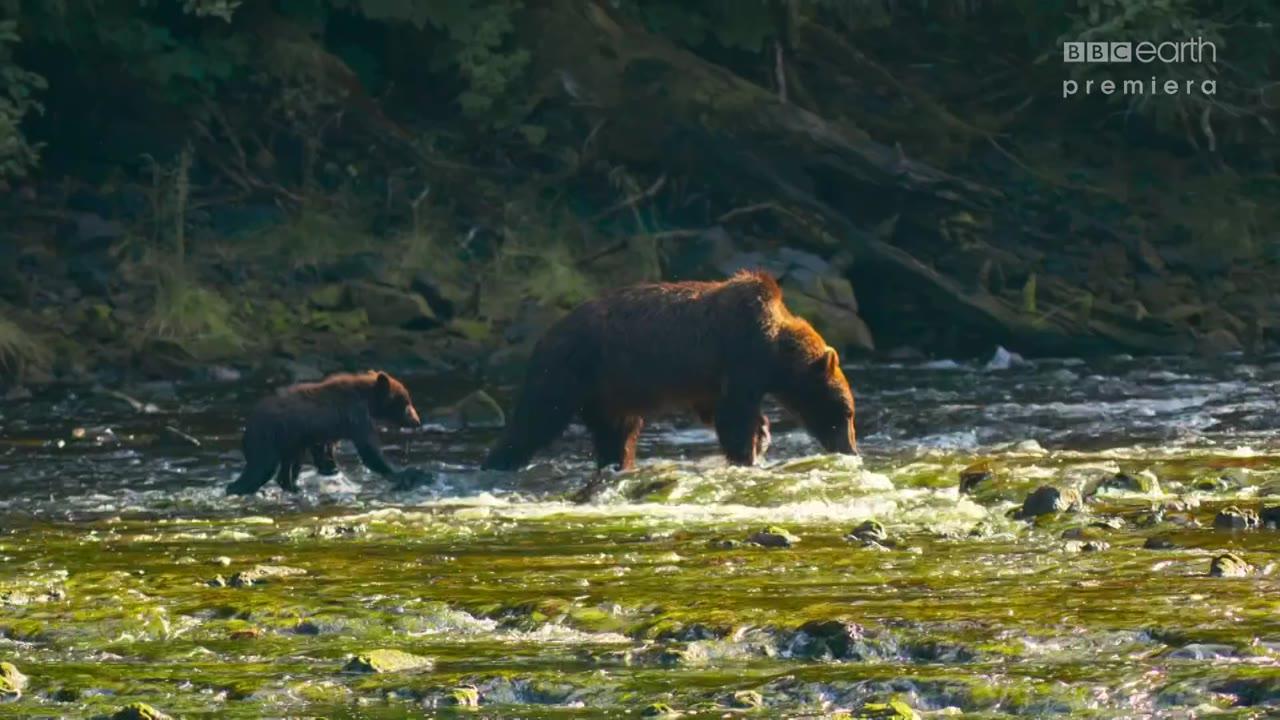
[518,1,1192,355]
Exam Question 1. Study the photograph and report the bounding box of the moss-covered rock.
[108,703,173,720]
[1213,506,1259,530]
[854,698,921,720]
[747,526,799,548]
[343,649,435,674]
[1016,486,1081,519]
[1209,552,1254,578]
[0,662,27,700]
[228,564,307,587]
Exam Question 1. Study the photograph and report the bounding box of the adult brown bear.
[482,270,857,471]
[226,370,422,495]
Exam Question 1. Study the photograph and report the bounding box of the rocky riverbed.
[2,353,1280,717]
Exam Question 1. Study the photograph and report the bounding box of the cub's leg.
[311,442,340,476]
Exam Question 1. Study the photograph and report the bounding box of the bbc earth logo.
[1061,37,1217,99]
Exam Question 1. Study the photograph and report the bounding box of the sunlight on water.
[2,354,1280,716]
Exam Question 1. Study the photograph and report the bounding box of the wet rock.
[846,520,895,549]
[211,556,232,567]
[1061,526,1107,541]
[107,703,173,720]
[343,649,434,674]
[984,345,1025,371]
[1143,535,1178,550]
[747,526,799,548]
[796,619,863,659]
[1016,486,1081,519]
[293,620,322,635]
[707,538,743,550]
[0,662,26,700]
[958,460,993,495]
[856,698,922,720]
[347,282,438,329]
[1195,469,1246,492]
[1209,552,1254,578]
[1096,470,1160,495]
[728,690,763,709]
[1063,539,1110,553]
[1260,505,1280,529]
[446,685,480,707]
[1196,328,1242,356]
[1213,506,1260,531]
[206,574,227,588]
[228,564,307,588]
[433,389,506,429]
[310,524,367,539]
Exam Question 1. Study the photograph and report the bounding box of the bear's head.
[774,323,857,456]
[370,371,422,428]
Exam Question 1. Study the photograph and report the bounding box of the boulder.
[1214,506,1260,530]
[747,526,799,548]
[343,649,434,674]
[1209,552,1254,578]
[433,389,506,430]
[347,282,438,329]
[1016,486,1082,519]
[718,249,873,353]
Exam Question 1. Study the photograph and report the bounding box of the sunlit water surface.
[2,354,1280,718]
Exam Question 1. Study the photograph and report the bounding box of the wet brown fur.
[483,270,857,471]
[226,370,421,495]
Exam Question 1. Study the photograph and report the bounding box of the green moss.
[343,649,435,674]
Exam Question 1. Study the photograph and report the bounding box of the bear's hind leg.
[226,450,280,496]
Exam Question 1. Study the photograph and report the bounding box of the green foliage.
[334,0,531,126]
[0,20,46,180]
[143,271,245,358]
[0,313,49,380]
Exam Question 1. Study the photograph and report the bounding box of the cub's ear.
[375,372,391,396]
[813,346,839,374]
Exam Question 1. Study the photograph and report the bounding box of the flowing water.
[2,354,1280,718]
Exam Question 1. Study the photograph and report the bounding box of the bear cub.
[226,370,422,496]
[483,270,857,471]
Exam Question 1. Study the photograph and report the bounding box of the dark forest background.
[1,0,1277,385]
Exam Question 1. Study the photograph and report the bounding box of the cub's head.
[775,322,857,456]
[369,371,422,428]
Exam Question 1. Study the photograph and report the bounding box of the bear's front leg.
[274,449,303,492]
[351,422,398,477]
[714,381,766,466]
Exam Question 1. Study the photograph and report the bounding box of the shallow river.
[2,354,1280,718]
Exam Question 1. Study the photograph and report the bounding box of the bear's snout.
[403,406,422,427]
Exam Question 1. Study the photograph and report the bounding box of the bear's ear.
[375,372,392,397]
[813,346,839,375]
